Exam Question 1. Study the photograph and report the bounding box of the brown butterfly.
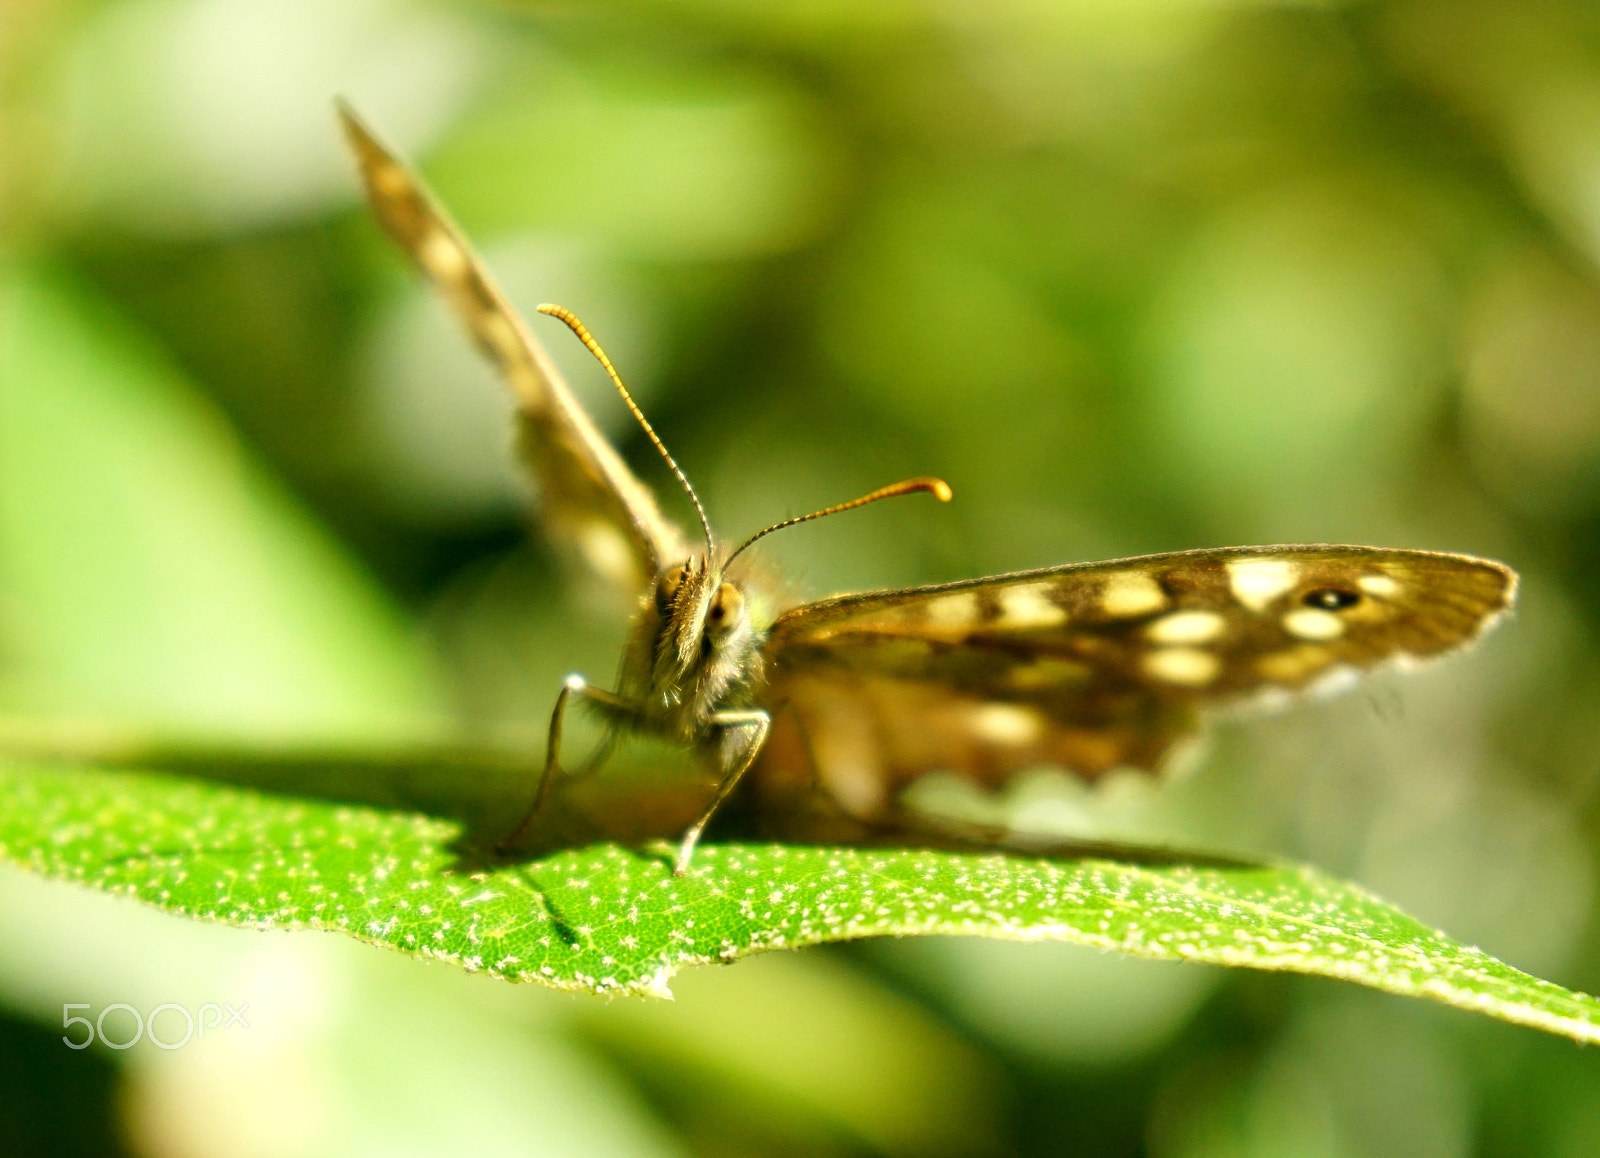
[338,103,1517,873]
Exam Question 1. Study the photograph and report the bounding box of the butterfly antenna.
[537,304,715,555]
[725,476,952,565]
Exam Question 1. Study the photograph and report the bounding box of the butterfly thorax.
[611,555,765,744]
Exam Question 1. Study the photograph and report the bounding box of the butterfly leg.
[673,709,771,874]
[498,674,632,852]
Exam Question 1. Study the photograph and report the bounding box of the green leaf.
[1,759,1596,1046]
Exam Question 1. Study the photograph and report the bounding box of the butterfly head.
[647,555,756,713]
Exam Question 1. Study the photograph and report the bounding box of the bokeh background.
[2,0,1599,1154]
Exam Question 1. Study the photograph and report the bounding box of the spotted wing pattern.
[752,546,1515,822]
[339,103,685,594]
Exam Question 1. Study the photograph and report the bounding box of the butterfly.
[338,102,1517,873]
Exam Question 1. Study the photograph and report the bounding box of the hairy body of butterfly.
[550,554,775,871]
[339,103,1517,874]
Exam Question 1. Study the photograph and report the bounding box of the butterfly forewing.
[753,546,1514,820]
[338,103,685,594]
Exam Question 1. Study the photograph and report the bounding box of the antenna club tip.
[535,303,567,318]
[900,476,952,502]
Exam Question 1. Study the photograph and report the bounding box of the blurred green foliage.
[2,0,1600,1155]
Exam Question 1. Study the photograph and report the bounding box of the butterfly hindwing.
[338,103,685,594]
[754,546,1514,820]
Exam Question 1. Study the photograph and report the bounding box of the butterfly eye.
[656,565,689,613]
[1304,588,1362,610]
[707,583,745,636]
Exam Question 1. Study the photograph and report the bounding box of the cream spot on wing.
[1227,558,1299,612]
[1257,645,1329,683]
[813,717,887,819]
[925,592,980,628]
[972,703,1042,746]
[1141,647,1220,687]
[1358,573,1402,599]
[1101,572,1167,617]
[1306,665,1361,699]
[417,228,469,283]
[997,584,1068,629]
[1282,607,1346,641]
[477,310,521,364]
[579,521,637,587]
[1146,609,1226,644]
[372,161,411,199]
[1005,658,1092,692]
[1241,686,1294,714]
[870,638,937,663]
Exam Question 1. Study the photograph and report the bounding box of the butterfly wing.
[339,103,686,593]
[753,545,1515,823]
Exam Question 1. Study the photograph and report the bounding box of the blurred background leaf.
[2,0,1600,1154]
